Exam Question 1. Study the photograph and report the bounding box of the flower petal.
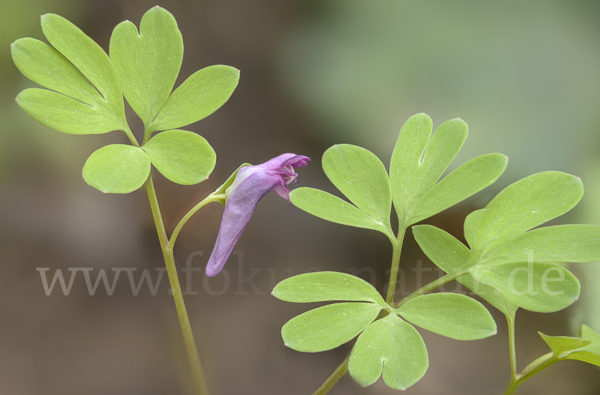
[206,153,310,276]
[205,171,280,276]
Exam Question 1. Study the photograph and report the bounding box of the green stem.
[142,125,153,145]
[385,227,406,304]
[145,176,208,395]
[312,354,350,395]
[123,125,140,147]
[504,312,518,394]
[395,269,469,308]
[316,226,405,393]
[168,193,224,251]
[503,353,556,395]
[507,313,518,377]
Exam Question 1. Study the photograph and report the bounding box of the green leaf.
[412,225,471,272]
[348,314,428,390]
[389,114,467,225]
[110,6,183,127]
[464,209,486,249]
[322,144,392,228]
[142,130,216,185]
[281,302,382,352]
[484,225,600,265]
[82,145,151,194]
[469,261,580,313]
[272,271,386,305]
[41,13,126,125]
[539,332,591,357]
[409,153,507,225]
[11,35,125,135]
[16,89,124,135]
[150,65,240,132]
[539,325,600,366]
[565,344,600,366]
[582,324,600,343]
[290,187,394,238]
[565,325,600,366]
[413,224,518,316]
[11,38,101,104]
[397,293,497,340]
[471,172,584,252]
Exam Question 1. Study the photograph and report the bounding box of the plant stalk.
[395,269,469,308]
[385,227,406,304]
[503,312,519,394]
[315,225,407,393]
[123,124,140,147]
[503,352,556,395]
[313,354,350,395]
[168,193,223,251]
[145,176,208,395]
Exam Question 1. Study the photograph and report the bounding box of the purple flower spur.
[206,154,310,277]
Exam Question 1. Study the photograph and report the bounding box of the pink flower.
[206,154,310,277]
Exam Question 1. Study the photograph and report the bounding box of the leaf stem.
[123,124,140,147]
[314,225,407,393]
[507,312,518,377]
[145,175,208,395]
[503,352,556,395]
[385,227,406,304]
[395,269,469,308]
[168,193,223,251]
[312,354,350,395]
[502,308,557,395]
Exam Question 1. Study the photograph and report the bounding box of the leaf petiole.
[503,352,556,395]
[395,268,470,308]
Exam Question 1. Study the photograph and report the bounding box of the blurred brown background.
[1,0,600,394]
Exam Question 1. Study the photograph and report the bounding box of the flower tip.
[205,265,221,278]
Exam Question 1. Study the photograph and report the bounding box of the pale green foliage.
[272,271,386,305]
[82,145,151,194]
[282,302,382,353]
[396,293,497,341]
[349,314,428,390]
[540,325,600,366]
[143,130,216,185]
[413,171,600,315]
[278,113,600,391]
[12,7,239,194]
